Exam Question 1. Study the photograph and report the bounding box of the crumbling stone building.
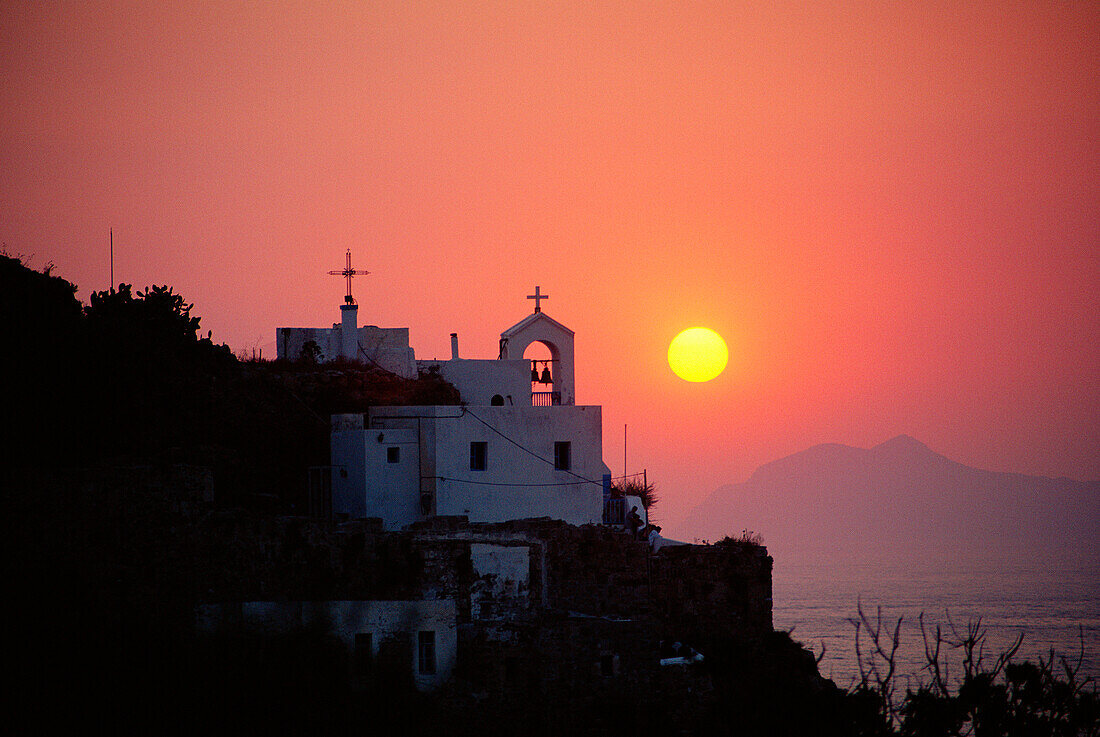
[196,514,773,711]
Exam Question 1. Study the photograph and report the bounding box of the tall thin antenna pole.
[110,228,114,291]
[624,423,627,479]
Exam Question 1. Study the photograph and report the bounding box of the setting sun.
[668,328,728,383]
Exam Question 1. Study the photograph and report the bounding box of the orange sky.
[3,1,1097,528]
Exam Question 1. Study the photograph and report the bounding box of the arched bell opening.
[523,340,561,406]
[500,310,575,406]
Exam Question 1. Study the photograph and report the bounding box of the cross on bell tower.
[328,249,369,305]
[527,286,549,313]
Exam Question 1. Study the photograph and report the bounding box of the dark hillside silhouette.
[1,253,86,466]
[0,254,459,510]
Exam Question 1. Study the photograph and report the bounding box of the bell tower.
[499,287,576,406]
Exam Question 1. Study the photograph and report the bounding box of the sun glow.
[668,328,728,382]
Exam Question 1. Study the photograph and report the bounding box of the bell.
[531,365,540,382]
[540,366,553,384]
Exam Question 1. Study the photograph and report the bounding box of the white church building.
[278,268,644,530]
[276,251,417,376]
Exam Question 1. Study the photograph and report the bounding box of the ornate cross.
[328,249,369,305]
[527,285,549,313]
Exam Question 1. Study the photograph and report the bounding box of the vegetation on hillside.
[0,252,458,510]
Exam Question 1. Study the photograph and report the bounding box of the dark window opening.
[490,394,504,406]
[470,441,487,471]
[605,497,625,525]
[554,441,571,471]
[354,633,373,675]
[505,656,521,687]
[600,654,615,677]
[418,631,436,675]
[387,446,400,463]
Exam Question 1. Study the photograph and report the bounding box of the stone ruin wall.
[192,514,771,701]
[194,514,771,642]
[27,466,773,704]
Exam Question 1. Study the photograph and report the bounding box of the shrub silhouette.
[848,602,1098,736]
[0,254,457,510]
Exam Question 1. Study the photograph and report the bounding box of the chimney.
[450,333,460,360]
[341,303,358,360]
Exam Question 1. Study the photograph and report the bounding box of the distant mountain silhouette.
[679,435,1100,565]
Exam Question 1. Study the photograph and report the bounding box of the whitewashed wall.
[361,426,420,528]
[427,405,606,526]
[417,358,530,406]
[276,324,415,377]
[331,414,368,518]
[334,406,609,529]
[277,326,340,361]
[354,326,416,377]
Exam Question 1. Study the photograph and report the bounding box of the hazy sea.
[772,561,1100,691]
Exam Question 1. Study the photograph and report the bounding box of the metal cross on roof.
[328,249,369,305]
[527,285,549,313]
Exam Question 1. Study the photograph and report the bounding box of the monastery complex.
[276,254,646,532]
[188,253,774,704]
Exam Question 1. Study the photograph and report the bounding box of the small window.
[470,441,487,471]
[418,631,436,675]
[387,446,400,463]
[490,394,504,406]
[554,441,571,471]
[354,633,373,675]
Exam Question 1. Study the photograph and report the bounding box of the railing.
[531,391,561,406]
[604,497,625,525]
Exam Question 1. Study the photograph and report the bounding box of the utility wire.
[462,408,605,488]
[364,405,644,487]
[462,407,646,486]
[430,476,596,488]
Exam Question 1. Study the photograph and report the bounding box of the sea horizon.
[773,558,1100,691]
